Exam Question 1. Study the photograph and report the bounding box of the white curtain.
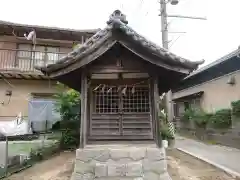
[28,98,60,132]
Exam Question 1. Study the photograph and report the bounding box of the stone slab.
[71,145,170,180]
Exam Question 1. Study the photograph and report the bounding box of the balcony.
[0,48,68,78]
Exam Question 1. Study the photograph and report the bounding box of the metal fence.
[0,132,62,178]
[0,48,67,73]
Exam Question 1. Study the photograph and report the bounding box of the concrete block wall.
[71,144,171,180]
[177,125,240,149]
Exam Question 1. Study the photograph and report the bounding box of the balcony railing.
[0,48,68,74]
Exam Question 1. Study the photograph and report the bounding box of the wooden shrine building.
[36,10,203,147]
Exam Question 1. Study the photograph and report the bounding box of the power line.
[129,0,145,22]
[160,0,207,49]
[159,0,207,123]
[169,34,184,48]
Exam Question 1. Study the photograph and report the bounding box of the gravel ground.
[3,148,238,180]
[4,151,75,180]
[0,140,57,166]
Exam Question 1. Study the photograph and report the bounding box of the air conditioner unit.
[227,76,236,85]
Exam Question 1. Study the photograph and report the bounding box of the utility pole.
[160,0,173,124]
[160,0,169,49]
[159,0,206,123]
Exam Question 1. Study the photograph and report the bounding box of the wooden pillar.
[150,79,155,141]
[152,76,162,147]
[166,90,173,122]
[80,70,88,148]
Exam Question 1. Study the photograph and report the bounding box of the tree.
[53,82,80,149]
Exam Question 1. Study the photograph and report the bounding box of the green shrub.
[54,83,80,121]
[192,110,212,128]
[30,143,60,161]
[51,121,60,131]
[209,109,232,129]
[181,108,194,122]
[160,123,174,140]
[53,83,80,149]
[231,100,240,118]
[59,119,80,149]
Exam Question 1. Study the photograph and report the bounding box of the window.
[93,84,150,113]
[32,46,60,66]
[173,103,179,117]
[17,44,32,70]
[59,47,71,59]
[33,45,46,67]
[184,101,190,111]
[174,102,187,117]
[94,85,119,113]
[17,44,64,70]
[122,86,150,113]
[192,98,201,109]
[29,93,61,132]
[181,98,201,114]
[178,102,185,115]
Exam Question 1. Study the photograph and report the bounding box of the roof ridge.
[111,18,204,68]
[184,48,239,79]
[36,10,204,75]
[0,19,99,33]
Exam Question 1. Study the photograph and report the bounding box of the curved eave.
[35,15,204,76]
[111,19,204,70]
[36,41,192,78]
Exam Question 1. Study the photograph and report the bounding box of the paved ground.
[175,135,240,177]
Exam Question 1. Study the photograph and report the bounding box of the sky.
[0,0,240,67]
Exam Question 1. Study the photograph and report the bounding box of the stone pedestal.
[71,144,171,180]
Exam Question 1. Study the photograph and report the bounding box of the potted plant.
[167,129,175,148]
[160,124,169,148]
[160,123,175,148]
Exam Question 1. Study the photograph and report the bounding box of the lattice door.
[90,85,121,138]
[89,84,152,140]
[121,85,151,137]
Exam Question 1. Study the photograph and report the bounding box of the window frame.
[16,43,61,69]
[173,103,179,117]
[183,101,190,111]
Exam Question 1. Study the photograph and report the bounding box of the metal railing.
[0,48,68,74]
[0,132,62,178]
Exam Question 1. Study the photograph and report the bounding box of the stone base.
[71,144,171,180]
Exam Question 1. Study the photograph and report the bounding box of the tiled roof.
[0,19,99,34]
[36,10,204,76]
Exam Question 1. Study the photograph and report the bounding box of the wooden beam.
[48,39,116,78]
[119,41,190,74]
[89,67,143,74]
[19,74,29,79]
[91,73,119,79]
[152,76,162,147]
[38,75,45,80]
[79,70,88,148]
